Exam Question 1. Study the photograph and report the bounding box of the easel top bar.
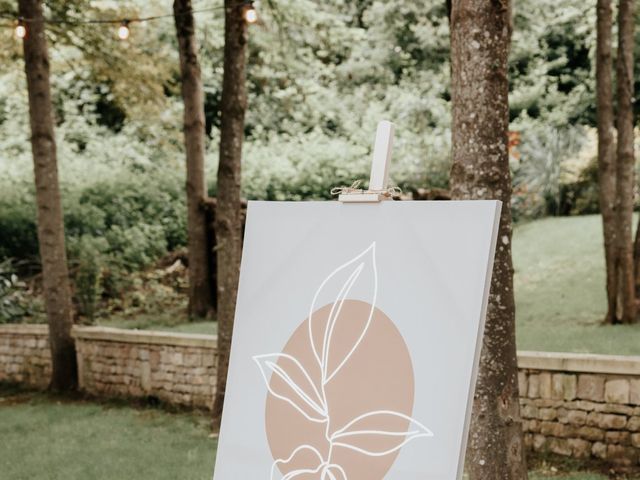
[339,120,395,204]
[369,120,394,191]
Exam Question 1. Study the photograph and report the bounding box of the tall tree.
[18,0,77,391]
[449,1,528,479]
[596,0,617,324]
[212,0,248,429]
[173,0,213,319]
[615,0,636,324]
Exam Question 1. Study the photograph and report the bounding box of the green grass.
[513,214,640,355]
[0,389,217,480]
[0,388,625,480]
[0,386,627,480]
[1,389,633,480]
[97,316,217,335]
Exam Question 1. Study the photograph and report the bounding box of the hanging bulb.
[244,2,258,24]
[14,19,27,39]
[118,20,130,40]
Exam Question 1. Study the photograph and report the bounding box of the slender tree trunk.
[450,1,528,479]
[615,0,636,324]
[596,0,618,324]
[19,0,77,392]
[212,0,248,429]
[634,223,640,298]
[173,0,213,320]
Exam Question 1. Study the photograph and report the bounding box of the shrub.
[78,175,187,251]
[105,224,168,270]
[69,236,108,321]
[0,259,34,323]
[511,125,589,220]
[0,200,38,261]
[558,158,600,216]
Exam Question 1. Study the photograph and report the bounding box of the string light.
[117,20,130,40]
[14,18,26,39]
[2,1,259,38]
[243,1,258,24]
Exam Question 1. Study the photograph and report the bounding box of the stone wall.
[1,325,640,466]
[519,351,640,466]
[73,327,217,410]
[0,324,50,388]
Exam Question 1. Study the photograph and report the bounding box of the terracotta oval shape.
[265,300,415,479]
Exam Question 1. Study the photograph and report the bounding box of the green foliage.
[226,131,370,200]
[105,224,168,269]
[69,236,106,321]
[510,0,596,126]
[0,173,185,263]
[558,160,600,216]
[1,0,636,325]
[0,199,38,261]
[0,259,34,323]
[77,176,187,252]
[512,125,588,219]
[1,0,614,212]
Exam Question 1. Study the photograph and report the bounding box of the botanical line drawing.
[253,242,433,479]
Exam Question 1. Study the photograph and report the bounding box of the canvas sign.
[213,200,501,480]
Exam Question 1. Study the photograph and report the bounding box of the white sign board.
[213,200,501,480]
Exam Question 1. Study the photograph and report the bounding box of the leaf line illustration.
[270,445,324,480]
[254,242,434,479]
[308,243,377,384]
[330,410,434,438]
[254,353,328,423]
[320,263,364,381]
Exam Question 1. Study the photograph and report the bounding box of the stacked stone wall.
[519,352,640,466]
[73,327,217,409]
[0,324,50,388]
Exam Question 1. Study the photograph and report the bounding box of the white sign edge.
[454,200,503,480]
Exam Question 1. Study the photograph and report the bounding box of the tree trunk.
[615,0,636,324]
[634,220,640,299]
[450,1,528,479]
[173,0,213,320]
[596,0,618,324]
[19,0,77,392]
[212,0,248,429]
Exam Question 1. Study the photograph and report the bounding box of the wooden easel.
[338,120,395,203]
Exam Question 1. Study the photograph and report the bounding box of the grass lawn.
[0,388,629,480]
[0,388,217,480]
[513,214,640,355]
[97,316,217,335]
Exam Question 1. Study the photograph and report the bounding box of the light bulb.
[244,5,258,24]
[118,21,130,40]
[14,20,27,39]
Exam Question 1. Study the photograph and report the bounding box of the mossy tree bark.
[18,0,77,392]
[173,0,214,320]
[212,0,248,429]
[596,0,618,325]
[450,0,528,478]
[615,0,636,324]
[598,0,637,324]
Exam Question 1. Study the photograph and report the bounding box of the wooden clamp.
[339,120,395,203]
